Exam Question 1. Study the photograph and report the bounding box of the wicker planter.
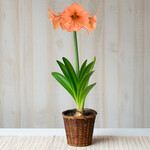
[62,108,97,147]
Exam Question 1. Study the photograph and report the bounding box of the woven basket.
[62,108,97,147]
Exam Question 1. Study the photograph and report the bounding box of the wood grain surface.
[0,136,150,149]
[0,0,150,128]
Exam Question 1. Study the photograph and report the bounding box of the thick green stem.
[73,31,84,113]
[77,105,84,111]
[73,31,79,76]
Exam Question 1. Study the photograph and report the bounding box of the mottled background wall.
[0,0,150,128]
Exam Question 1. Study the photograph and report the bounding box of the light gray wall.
[0,0,150,128]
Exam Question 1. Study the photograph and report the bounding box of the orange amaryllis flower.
[48,3,98,33]
[48,9,61,31]
[60,3,90,32]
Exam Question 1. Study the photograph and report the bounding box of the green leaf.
[62,57,77,93]
[52,72,75,99]
[81,83,96,101]
[78,71,94,97]
[81,57,96,88]
[79,58,96,81]
[57,60,77,94]
[78,59,87,80]
[57,60,70,80]
[90,57,96,71]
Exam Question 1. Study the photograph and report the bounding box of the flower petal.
[52,16,61,31]
[48,9,55,20]
[88,12,98,31]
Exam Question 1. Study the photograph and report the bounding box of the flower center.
[72,13,78,19]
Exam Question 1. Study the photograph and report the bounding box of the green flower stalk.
[73,31,80,76]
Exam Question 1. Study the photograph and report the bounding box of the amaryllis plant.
[48,3,98,111]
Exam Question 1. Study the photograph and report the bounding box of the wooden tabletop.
[0,136,150,150]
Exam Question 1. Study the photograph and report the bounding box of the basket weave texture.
[62,108,97,147]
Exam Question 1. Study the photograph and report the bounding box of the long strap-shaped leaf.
[80,83,96,102]
[78,83,96,110]
[79,58,96,81]
[78,59,87,80]
[78,71,94,98]
[52,72,75,100]
[84,57,96,88]
[90,57,96,71]
[57,60,76,94]
[63,57,77,93]
[57,60,69,79]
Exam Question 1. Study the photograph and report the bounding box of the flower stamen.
[72,13,78,19]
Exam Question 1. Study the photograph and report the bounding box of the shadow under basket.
[62,108,97,147]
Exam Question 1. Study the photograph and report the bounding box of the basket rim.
[62,108,97,119]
